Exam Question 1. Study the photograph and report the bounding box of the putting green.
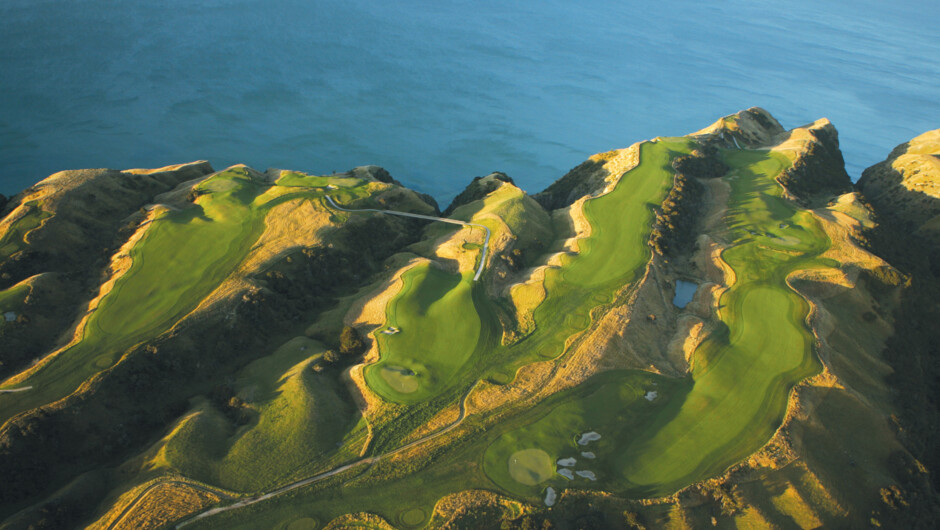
[379,366,420,394]
[507,449,554,486]
[365,264,495,403]
[398,508,426,527]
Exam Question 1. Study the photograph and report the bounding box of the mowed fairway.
[0,168,368,422]
[618,149,827,496]
[492,139,693,379]
[365,264,492,403]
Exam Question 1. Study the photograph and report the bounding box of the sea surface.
[1,0,937,202]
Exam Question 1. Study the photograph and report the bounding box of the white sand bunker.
[576,470,597,481]
[557,468,574,480]
[577,431,601,445]
[544,487,557,507]
[3,312,16,322]
[644,391,658,401]
[557,457,576,467]
[581,452,595,459]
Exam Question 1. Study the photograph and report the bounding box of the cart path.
[324,195,491,281]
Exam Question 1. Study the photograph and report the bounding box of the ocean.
[1,0,937,202]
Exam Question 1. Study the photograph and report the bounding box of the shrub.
[339,325,365,356]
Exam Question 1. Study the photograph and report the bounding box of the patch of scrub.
[577,431,601,445]
[544,487,557,507]
[581,452,595,459]
[644,391,658,401]
[673,280,697,308]
[379,366,419,394]
[3,311,15,322]
[558,468,574,480]
[557,457,576,467]
[508,448,554,486]
[576,470,597,481]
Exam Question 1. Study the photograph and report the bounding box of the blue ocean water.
[1,0,937,202]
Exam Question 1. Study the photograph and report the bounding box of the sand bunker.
[3,312,15,322]
[557,468,574,480]
[544,487,557,507]
[581,451,595,459]
[577,431,601,445]
[556,457,576,467]
[575,470,597,481]
[644,391,658,401]
[508,449,554,486]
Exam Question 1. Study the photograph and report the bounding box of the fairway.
[484,148,829,498]
[490,139,694,379]
[617,149,827,495]
[365,264,490,403]
[0,168,372,423]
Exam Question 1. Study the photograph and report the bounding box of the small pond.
[673,280,697,308]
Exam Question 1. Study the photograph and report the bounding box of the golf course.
[0,167,373,422]
[6,108,915,530]
[484,147,829,498]
[489,138,695,381]
[365,266,491,403]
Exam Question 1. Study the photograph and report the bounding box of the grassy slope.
[0,201,51,263]
[490,139,692,381]
[156,337,359,492]
[0,282,30,316]
[0,168,369,421]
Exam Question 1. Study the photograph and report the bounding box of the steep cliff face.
[858,129,940,241]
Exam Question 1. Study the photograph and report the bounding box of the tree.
[323,349,341,364]
[339,325,365,356]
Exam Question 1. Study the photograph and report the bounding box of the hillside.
[0,110,937,529]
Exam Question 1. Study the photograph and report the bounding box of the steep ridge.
[0,165,435,523]
[0,162,214,379]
